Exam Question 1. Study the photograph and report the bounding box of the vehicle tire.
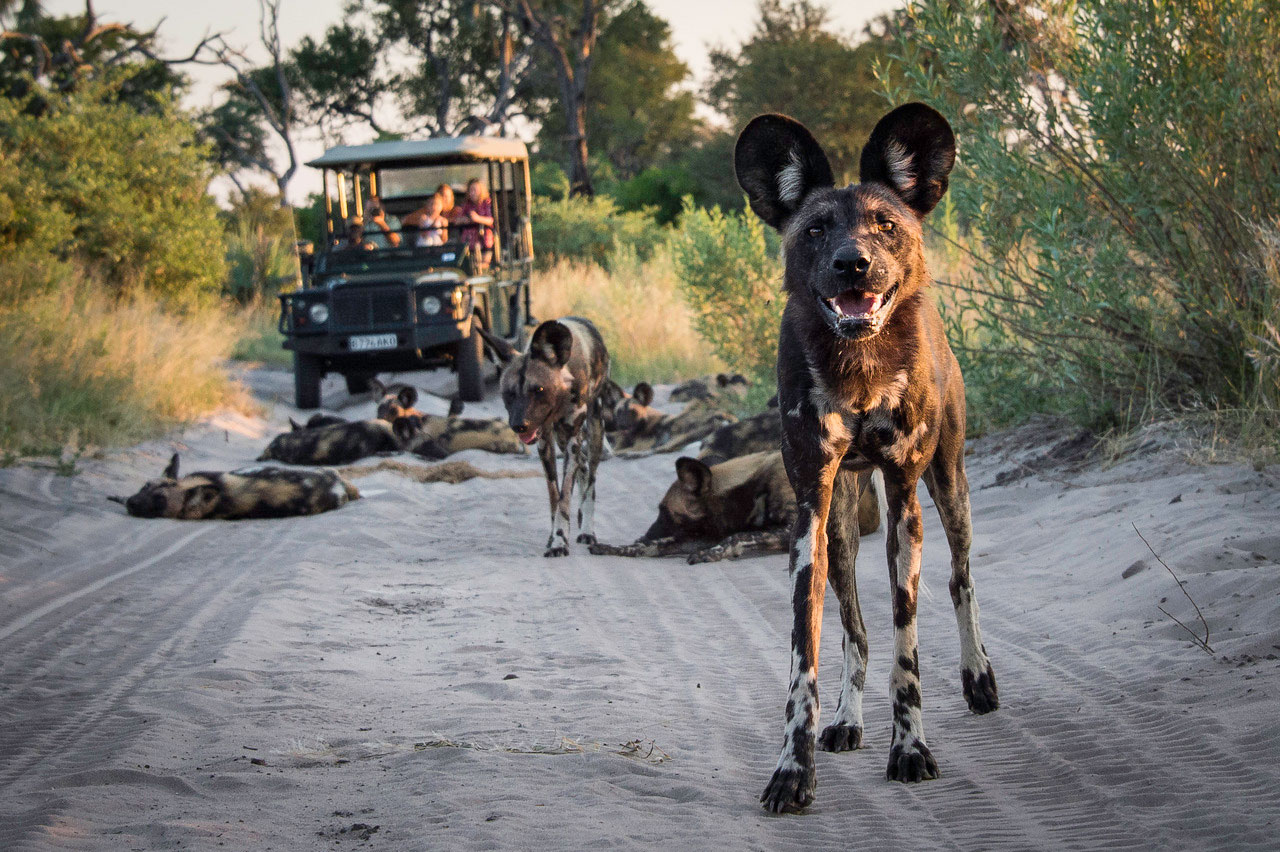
[294,352,323,409]
[344,373,372,395]
[457,321,486,402]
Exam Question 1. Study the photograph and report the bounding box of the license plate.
[348,333,398,352]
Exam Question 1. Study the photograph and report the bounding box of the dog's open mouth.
[826,282,898,324]
[517,427,540,445]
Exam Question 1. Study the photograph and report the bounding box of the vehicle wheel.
[344,373,372,395]
[457,321,486,402]
[294,352,323,409]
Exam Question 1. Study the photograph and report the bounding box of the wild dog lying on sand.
[258,419,401,465]
[113,454,358,519]
[589,452,881,564]
[369,378,465,421]
[289,413,348,431]
[482,318,610,556]
[391,412,527,458]
[612,383,736,454]
[670,372,750,403]
[735,103,998,811]
[698,408,784,466]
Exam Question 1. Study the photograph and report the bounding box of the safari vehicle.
[279,137,534,407]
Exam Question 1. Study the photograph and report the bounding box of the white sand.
[2,368,1279,850]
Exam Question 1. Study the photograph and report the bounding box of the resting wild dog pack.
[735,103,999,812]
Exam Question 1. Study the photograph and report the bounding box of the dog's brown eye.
[878,219,895,232]
[807,226,823,238]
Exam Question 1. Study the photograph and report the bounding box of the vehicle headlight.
[420,295,442,315]
[309,303,330,324]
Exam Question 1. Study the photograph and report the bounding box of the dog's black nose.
[832,246,871,278]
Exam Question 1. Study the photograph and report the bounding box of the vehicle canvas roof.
[307,136,529,169]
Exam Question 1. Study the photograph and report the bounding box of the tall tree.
[707,0,901,182]
[534,1,698,182]
[198,0,300,204]
[501,0,615,196]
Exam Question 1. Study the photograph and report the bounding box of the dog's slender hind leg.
[924,458,998,714]
[884,473,939,783]
[575,414,603,544]
[819,469,867,753]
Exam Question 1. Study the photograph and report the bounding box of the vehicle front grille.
[332,287,409,329]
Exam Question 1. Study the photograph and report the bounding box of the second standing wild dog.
[735,103,999,813]
[483,318,610,556]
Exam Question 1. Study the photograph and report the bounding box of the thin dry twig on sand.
[337,459,539,485]
[412,736,671,764]
[1132,523,1214,655]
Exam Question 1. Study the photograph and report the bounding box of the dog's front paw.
[818,723,862,753]
[544,545,569,558]
[760,762,815,814]
[886,739,938,783]
[962,664,999,714]
[575,533,596,545]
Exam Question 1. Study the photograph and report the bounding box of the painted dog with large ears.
[483,317,611,556]
[735,103,998,813]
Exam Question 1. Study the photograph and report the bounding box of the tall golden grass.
[531,247,723,386]
[0,281,249,457]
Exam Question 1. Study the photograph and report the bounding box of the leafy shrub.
[894,0,1280,430]
[223,189,301,305]
[613,165,700,225]
[0,81,226,308]
[669,198,783,383]
[531,195,665,270]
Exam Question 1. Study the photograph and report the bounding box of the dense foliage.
[895,0,1280,430]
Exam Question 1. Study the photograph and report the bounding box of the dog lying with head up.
[588,451,881,564]
[482,318,611,556]
[734,104,999,812]
[611,382,737,455]
[112,454,359,519]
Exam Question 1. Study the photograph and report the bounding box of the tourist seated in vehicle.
[453,178,495,268]
[364,199,401,247]
[402,192,449,247]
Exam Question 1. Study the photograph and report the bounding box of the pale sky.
[44,0,903,199]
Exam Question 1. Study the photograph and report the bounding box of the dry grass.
[0,281,250,457]
[231,300,292,367]
[531,247,723,386]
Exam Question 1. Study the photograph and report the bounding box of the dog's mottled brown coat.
[735,103,998,812]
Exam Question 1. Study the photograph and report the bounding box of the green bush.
[222,189,300,305]
[531,194,665,270]
[0,81,226,308]
[894,0,1280,430]
[669,198,783,383]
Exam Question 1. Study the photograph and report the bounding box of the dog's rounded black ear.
[289,417,304,432]
[163,453,180,480]
[735,114,835,230]
[530,320,573,367]
[398,386,418,409]
[633,382,654,407]
[448,398,464,417]
[859,103,956,218]
[370,377,388,398]
[675,457,712,496]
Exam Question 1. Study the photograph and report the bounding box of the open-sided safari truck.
[280,137,534,407]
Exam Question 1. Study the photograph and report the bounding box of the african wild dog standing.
[114,454,359,519]
[735,103,998,812]
[483,318,610,556]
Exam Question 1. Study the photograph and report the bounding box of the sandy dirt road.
[2,368,1279,850]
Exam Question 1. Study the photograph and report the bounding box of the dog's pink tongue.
[833,290,881,318]
[519,429,539,445]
